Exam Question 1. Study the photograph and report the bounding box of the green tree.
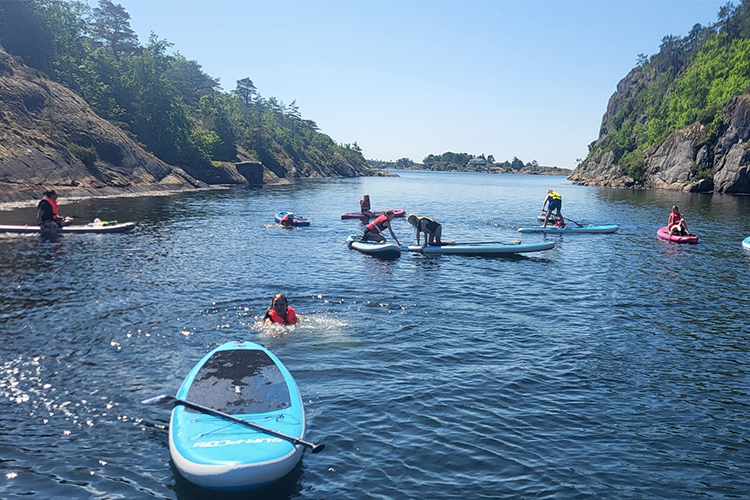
[92,0,139,61]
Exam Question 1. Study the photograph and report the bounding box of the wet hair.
[270,293,288,309]
[407,214,418,227]
[363,194,369,198]
[43,189,57,198]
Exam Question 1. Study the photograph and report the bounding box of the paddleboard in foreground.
[274,211,311,227]
[346,234,401,258]
[517,224,619,234]
[341,209,406,220]
[170,341,306,490]
[403,240,555,255]
[0,222,136,234]
[657,226,699,244]
[743,236,750,250]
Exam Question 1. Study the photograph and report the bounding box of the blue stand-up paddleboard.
[403,241,554,256]
[743,236,750,250]
[346,234,401,259]
[0,222,136,234]
[169,341,307,490]
[517,224,619,234]
[274,211,311,227]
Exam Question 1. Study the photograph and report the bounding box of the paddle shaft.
[540,212,584,227]
[172,397,324,453]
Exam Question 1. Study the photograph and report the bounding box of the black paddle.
[141,394,325,453]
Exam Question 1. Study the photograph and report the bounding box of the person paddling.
[541,189,565,228]
[668,206,690,236]
[406,213,453,247]
[362,209,401,245]
[37,189,72,236]
[263,293,297,325]
[360,194,375,219]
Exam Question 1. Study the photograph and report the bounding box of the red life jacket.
[360,198,371,212]
[267,307,297,325]
[669,212,682,226]
[366,214,388,233]
[44,197,59,217]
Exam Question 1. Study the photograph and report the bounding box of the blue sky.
[109,0,727,168]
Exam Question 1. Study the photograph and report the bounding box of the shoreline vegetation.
[369,153,572,176]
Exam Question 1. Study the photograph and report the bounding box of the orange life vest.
[366,214,388,233]
[44,197,58,216]
[267,307,297,325]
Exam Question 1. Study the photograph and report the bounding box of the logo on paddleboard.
[193,437,284,448]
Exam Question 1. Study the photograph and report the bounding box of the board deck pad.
[185,350,291,414]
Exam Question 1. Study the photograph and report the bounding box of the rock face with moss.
[570,6,750,193]
[571,89,750,193]
[0,48,209,203]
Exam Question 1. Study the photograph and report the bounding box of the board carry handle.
[142,394,325,453]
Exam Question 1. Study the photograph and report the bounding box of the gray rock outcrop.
[0,47,210,204]
[570,68,750,193]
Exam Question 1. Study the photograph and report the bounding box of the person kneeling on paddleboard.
[541,189,565,228]
[668,206,690,236]
[37,189,72,237]
[407,214,453,248]
[264,293,297,325]
[360,194,375,219]
[362,209,400,246]
[279,213,295,227]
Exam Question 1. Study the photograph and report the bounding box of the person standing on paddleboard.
[541,189,565,228]
[406,214,453,247]
[36,189,72,236]
[360,194,375,219]
[668,206,690,236]
[362,209,401,245]
[264,293,297,325]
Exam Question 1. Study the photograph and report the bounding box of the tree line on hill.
[0,0,367,176]
[369,153,570,175]
[584,0,750,183]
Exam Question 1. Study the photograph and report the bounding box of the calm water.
[1,171,749,500]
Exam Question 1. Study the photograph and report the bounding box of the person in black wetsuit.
[36,189,71,236]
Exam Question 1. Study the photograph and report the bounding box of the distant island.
[368,152,571,176]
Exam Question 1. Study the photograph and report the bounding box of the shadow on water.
[171,458,304,500]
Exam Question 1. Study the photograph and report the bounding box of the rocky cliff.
[0,47,214,204]
[0,47,384,205]
[570,70,750,193]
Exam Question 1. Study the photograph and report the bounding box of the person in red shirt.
[360,194,375,218]
[668,206,690,236]
[263,293,297,325]
[362,209,400,245]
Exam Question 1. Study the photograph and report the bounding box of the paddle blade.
[141,394,174,405]
[311,444,325,453]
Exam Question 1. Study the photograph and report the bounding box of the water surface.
[1,171,749,499]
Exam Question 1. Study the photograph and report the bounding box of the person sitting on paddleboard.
[541,189,565,228]
[668,206,690,236]
[362,209,401,245]
[279,213,295,227]
[407,214,453,247]
[263,293,297,325]
[360,194,375,218]
[36,189,72,236]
